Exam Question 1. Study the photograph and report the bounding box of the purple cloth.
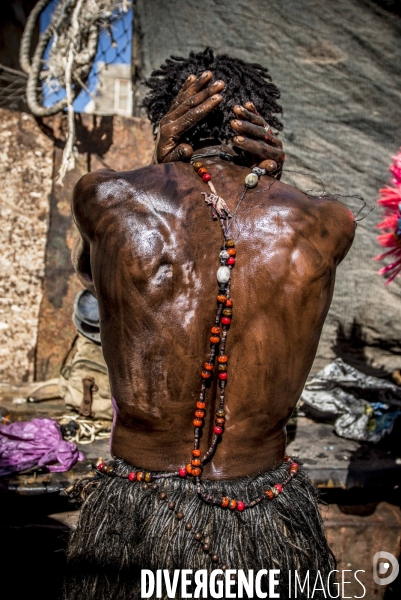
[0,417,84,476]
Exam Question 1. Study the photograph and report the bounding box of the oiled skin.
[72,157,355,479]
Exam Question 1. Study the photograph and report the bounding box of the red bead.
[202,173,211,182]
[221,317,231,325]
[218,372,227,380]
[97,462,106,472]
[214,426,223,435]
[227,257,236,266]
[179,467,187,478]
[237,501,245,512]
[274,484,283,493]
[128,471,136,482]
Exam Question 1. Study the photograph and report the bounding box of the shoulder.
[268,180,355,263]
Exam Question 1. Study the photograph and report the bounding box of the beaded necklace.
[98,155,299,513]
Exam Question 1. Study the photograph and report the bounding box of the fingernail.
[235,120,242,126]
[239,106,245,111]
[213,80,224,86]
[212,95,222,100]
[236,136,244,142]
[187,74,195,81]
[201,71,209,78]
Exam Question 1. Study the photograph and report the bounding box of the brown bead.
[186,463,193,475]
[151,484,158,490]
[215,417,225,426]
[159,491,167,500]
[203,363,213,371]
[193,418,203,427]
[227,248,236,257]
[221,565,228,571]
[195,410,205,419]
[216,409,225,417]
[217,355,228,363]
[142,483,149,490]
[192,449,201,457]
[229,499,237,510]
[136,471,144,482]
[221,497,229,508]
[225,239,235,248]
[210,336,220,344]
[106,465,114,475]
[211,326,221,335]
[168,501,176,510]
[218,364,227,371]
[217,294,227,303]
[202,543,210,552]
[193,162,203,171]
[176,511,184,520]
[201,370,211,379]
[191,458,201,467]
[225,298,233,307]
[185,522,193,531]
[191,467,202,476]
[196,401,206,409]
[222,308,232,316]
[144,472,153,483]
[194,532,202,541]
[211,554,219,562]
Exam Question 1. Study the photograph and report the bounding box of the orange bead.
[192,449,201,457]
[229,499,237,510]
[265,489,274,499]
[215,417,225,426]
[204,362,213,371]
[225,299,233,307]
[193,418,203,427]
[136,471,144,482]
[211,326,221,335]
[217,355,228,363]
[201,371,211,379]
[198,167,208,176]
[191,458,201,466]
[217,295,227,303]
[192,467,202,477]
[210,336,220,344]
[186,463,193,475]
[227,248,236,257]
[196,401,206,409]
[195,410,205,419]
[221,497,229,508]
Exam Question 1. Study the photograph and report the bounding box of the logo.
[373,552,399,586]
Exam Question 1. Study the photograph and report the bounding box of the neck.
[192,142,253,168]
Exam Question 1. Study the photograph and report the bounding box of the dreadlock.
[143,47,283,144]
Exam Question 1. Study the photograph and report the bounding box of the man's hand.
[231,103,285,178]
[153,71,225,164]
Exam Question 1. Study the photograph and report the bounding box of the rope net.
[19,0,132,183]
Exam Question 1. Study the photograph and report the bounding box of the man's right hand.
[153,71,225,164]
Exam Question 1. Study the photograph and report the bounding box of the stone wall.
[0,109,53,382]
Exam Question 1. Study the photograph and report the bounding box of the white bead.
[217,266,231,284]
[245,173,259,188]
[219,250,229,260]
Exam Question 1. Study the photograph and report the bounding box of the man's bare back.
[72,158,355,480]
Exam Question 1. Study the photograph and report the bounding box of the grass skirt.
[64,458,336,599]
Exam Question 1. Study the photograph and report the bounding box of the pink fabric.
[0,417,84,476]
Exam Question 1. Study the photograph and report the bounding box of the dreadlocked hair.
[143,47,283,144]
